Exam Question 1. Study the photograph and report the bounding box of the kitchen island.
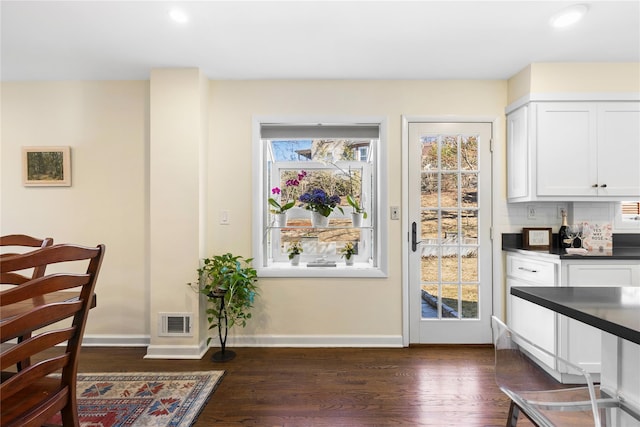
[511,286,640,425]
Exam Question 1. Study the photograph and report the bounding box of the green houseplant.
[196,253,259,361]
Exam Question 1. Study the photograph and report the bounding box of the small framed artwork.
[22,146,71,187]
[522,227,552,250]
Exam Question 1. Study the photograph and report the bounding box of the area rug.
[48,371,224,427]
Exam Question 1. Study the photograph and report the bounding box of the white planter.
[345,257,354,266]
[311,211,330,227]
[351,212,364,227]
[290,254,300,266]
[273,212,287,227]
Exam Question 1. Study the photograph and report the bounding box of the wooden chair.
[1,234,54,281]
[0,234,54,370]
[491,316,635,427]
[0,243,105,427]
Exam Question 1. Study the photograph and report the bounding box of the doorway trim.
[401,115,502,346]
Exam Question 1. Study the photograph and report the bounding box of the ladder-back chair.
[0,243,105,427]
[0,234,54,370]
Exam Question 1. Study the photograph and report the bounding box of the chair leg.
[506,400,520,427]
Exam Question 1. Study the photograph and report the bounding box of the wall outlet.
[526,205,536,220]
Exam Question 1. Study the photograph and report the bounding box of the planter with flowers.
[287,241,303,266]
[346,194,367,227]
[299,188,343,227]
[340,241,357,266]
[268,170,307,227]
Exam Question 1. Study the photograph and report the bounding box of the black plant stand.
[211,292,235,362]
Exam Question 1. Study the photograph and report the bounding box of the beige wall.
[2,63,636,351]
[1,81,149,341]
[207,80,507,343]
[507,63,640,104]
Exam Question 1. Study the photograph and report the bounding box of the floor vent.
[159,313,193,337]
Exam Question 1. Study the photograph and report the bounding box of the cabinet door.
[535,103,598,196]
[507,278,556,370]
[507,106,529,200]
[597,102,640,197]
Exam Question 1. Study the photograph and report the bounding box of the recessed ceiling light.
[549,4,589,28]
[168,8,189,24]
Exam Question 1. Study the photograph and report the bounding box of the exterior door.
[408,122,493,344]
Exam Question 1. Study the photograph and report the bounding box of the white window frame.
[252,116,388,278]
[614,201,640,231]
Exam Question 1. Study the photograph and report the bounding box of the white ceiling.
[1,0,639,81]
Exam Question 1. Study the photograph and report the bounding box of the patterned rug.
[48,371,224,427]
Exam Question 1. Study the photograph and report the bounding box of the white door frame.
[401,115,503,346]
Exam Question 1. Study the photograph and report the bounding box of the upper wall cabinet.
[507,101,640,202]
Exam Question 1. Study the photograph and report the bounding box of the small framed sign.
[22,146,71,187]
[522,227,552,250]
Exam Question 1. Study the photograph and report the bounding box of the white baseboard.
[79,334,405,359]
[224,334,404,348]
[82,334,150,347]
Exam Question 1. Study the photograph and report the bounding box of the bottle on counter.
[559,209,571,249]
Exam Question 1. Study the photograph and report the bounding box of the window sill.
[257,261,387,278]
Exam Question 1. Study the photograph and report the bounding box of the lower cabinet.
[506,254,559,372]
[558,261,640,376]
[506,253,640,382]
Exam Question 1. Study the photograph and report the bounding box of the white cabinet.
[506,252,640,382]
[506,254,558,370]
[506,101,640,202]
[558,261,640,375]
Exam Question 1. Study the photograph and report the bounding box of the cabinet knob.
[592,184,599,188]
[600,184,607,188]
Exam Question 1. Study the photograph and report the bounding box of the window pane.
[461,250,478,282]
[421,209,438,240]
[421,173,438,207]
[441,135,458,170]
[461,210,478,239]
[461,285,478,319]
[421,253,438,282]
[460,135,478,170]
[441,284,460,318]
[461,173,478,208]
[441,173,459,207]
[441,253,459,282]
[441,210,458,242]
[422,284,439,319]
[421,136,438,170]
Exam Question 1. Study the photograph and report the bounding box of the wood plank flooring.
[64,345,526,426]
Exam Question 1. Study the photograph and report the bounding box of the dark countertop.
[502,233,640,260]
[511,286,640,345]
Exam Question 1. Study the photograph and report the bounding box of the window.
[614,201,640,230]
[252,117,387,277]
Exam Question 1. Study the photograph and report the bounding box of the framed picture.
[522,227,552,250]
[22,146,71,187]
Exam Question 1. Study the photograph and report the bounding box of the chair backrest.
[491,316,601,426]
[0,243,105,427]
[0,234,54,282]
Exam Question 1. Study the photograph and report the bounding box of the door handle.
[411,222,422,252]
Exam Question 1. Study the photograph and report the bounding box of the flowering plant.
[339,242,356,260]
[346,194,367,218]
[269,170,307,214]
[299,188,343,217]
[287,242,303,260]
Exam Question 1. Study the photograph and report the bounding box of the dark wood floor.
[65,345,530,426]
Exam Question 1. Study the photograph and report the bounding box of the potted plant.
[299,188,343,227]
[268,170,307,226]
[346,194,367,227]
[288,241,303,266]
[196,253,259,361]
[339,241,357,266]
